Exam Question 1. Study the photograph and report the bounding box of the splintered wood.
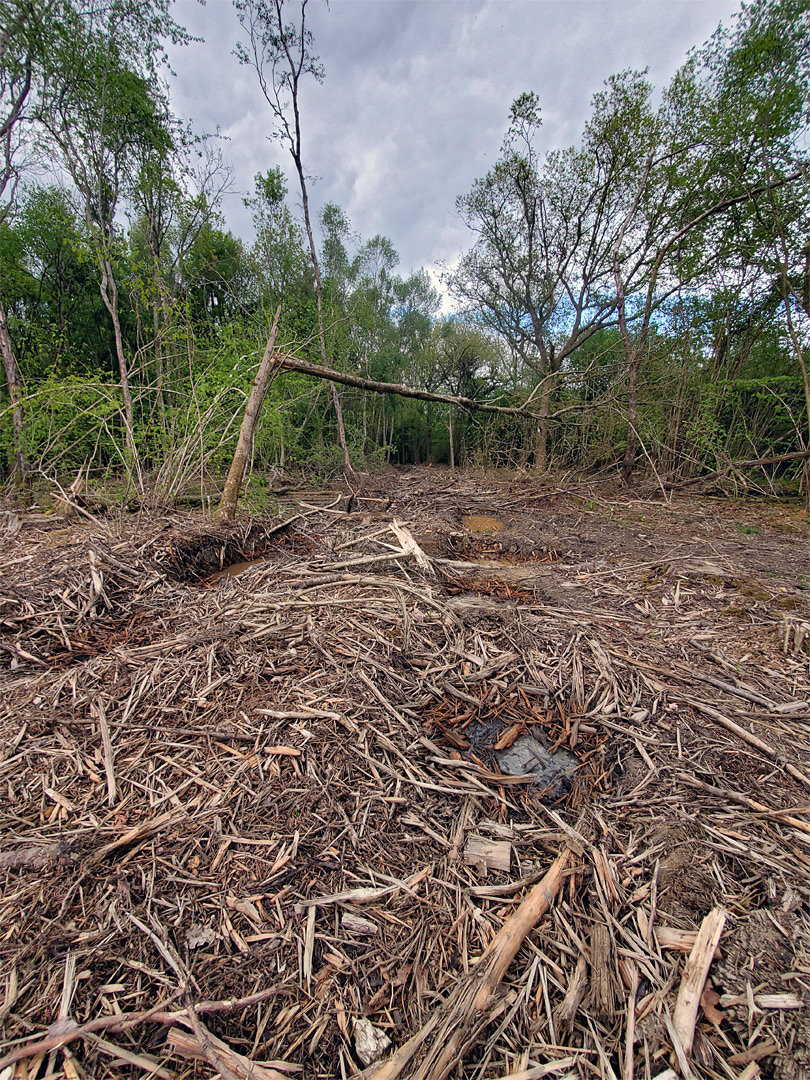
[463,835,512,872]
[0,469,809,1080]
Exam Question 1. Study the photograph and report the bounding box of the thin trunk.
[448,410,455,469]
[292,154,352,475]
[0,296,25,484]
[781,297,810,511]
[152,293,166,431]
[98,254,138,466]
[146,217,167,430]
[621,356,641,487]
[215,305,282,523]
[615,275,644,488]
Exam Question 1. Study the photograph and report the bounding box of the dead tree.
[215,305,282,522]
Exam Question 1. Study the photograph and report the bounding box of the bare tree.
[235,0,352,475]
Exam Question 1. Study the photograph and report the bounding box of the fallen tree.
[270,351,540,419]
[665,448,810,490]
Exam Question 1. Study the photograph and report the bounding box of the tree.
[320,201,353,301]
[0,0,63,481]
[246,167,308,309]
[451,92,629,468]
[41,40,164,468]
[235,0,353,474]
[36,0,188,476]
[1,186,111,375]
[424,319,502,466]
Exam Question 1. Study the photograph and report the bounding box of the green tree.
[0,0,65,480]
[247,167,308,308]
[37,0,188,474]
[703,0,810,489]
[451,92,628,468]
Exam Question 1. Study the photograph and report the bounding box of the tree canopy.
[1,0,808,499]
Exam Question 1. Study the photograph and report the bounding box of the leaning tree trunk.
[0,296,26,485]
[215,306,282,523]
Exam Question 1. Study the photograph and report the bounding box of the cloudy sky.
[166,0,742,291]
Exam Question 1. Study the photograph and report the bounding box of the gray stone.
[496,735,578,796]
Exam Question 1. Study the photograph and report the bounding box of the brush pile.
[0,471,808,1080]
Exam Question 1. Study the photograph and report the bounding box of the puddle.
[496,735,578,796]
[462,514,503,533]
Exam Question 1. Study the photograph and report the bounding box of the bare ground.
[0,467,808,1080]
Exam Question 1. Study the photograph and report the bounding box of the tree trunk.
[0,296,25,484]
[98,255,138,467]
[533,419,547,470]
[448,410,455,468]
[614,273,644,488]
[152,294,166,433]
[270,350,543,420]
[292,154,352,476]
[781,297,810,511]
[532,367,559,471]
[621,355,641,487]
[215,305,282,523]
[533,385,551,471]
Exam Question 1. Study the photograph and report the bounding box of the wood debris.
[0,469,808,1079]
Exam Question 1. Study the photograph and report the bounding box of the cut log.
[463,836,512,873]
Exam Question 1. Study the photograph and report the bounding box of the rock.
[496,734,578,796]
[353,1017,391,1066]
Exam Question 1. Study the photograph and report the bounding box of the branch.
[0,987,291,1071]
[666,448,810,490]
[271,351,541,419]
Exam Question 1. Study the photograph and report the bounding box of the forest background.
[1,0,809,506]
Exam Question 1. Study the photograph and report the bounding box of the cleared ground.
[0,468,808,1079]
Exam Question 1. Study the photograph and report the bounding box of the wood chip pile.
[0,472,808,1080]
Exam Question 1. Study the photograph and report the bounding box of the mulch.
[0,470,808,1080]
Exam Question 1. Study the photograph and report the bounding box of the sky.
[166,0,742,295]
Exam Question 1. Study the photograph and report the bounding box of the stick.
[93,698,116,807]
[365,847,572,1080]
[0,987,289,1071]
[682,698,810,791]
[671,908,727,1060]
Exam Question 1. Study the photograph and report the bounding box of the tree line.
[1,0,808,504]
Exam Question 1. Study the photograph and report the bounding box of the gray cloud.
[167,0,741,288]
